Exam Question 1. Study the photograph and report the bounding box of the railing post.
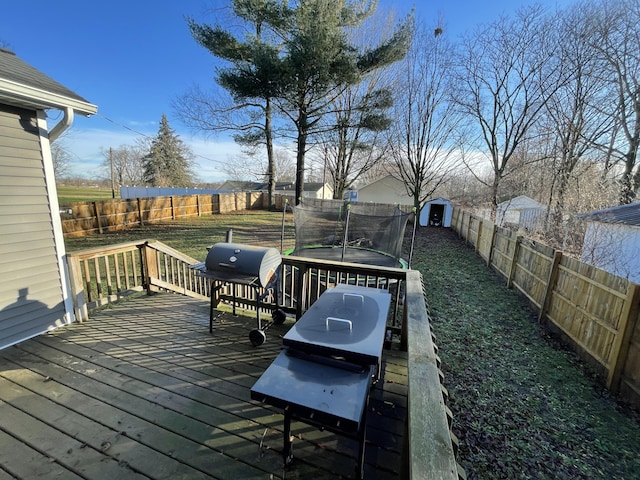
[607,283,640,392]
[295,265,309,319]
[142,242,160,294]
[66,254,88,322]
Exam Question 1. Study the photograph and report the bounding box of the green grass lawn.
[63,214,640,479]
[64,210,296,261]
[57,185,115,205]
[413,227,640,479]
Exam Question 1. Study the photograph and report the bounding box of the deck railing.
[66,240,465,479]
[66,240,210,322]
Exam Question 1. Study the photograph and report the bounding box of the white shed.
[577,202,640,283]
[420,197,453,227]
[496,195,547,230]
[0,48,97,349]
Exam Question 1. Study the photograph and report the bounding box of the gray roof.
[0,48,96,116]
[576,202,640,226]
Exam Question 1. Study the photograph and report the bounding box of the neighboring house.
[420,197,453,227]
[0,48,97,349]
[356,175,413,206]
[217,180,258,192]
[300,182,333,200]
[496,195,547,230]
[577,202,640,283]
[256,181,333,200]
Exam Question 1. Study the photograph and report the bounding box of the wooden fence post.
[170,196,175,220]
[93,201,103,234]
[137,198,144,226]
[506,234,522,289]
[487,224,498,267]
[606,283,640,392]
[538,250,563,324]
[475,218,482,253]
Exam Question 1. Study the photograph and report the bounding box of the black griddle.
[251,284,391,479]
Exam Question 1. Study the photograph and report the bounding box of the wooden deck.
[0,292,408,479]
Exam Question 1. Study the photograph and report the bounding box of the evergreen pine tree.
[142,114,195,187]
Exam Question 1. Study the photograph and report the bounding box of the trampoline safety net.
[291,203,410,267]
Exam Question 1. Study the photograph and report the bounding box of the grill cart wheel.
[272,309,287,325]
[249,328,267,347]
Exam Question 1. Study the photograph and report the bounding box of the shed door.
[0,105,68,349]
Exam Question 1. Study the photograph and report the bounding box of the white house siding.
[0,105,71,349]
[581,221,640,283]
[357,176,413,206]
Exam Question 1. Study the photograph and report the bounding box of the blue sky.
[1,0,569,182]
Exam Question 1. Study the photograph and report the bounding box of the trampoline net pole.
[341,204,351,262]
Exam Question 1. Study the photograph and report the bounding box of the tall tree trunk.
[490,172,500,222]
[295,110,307,205]
[265,98,275,208]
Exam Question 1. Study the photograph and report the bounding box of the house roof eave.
[0,77,97,117]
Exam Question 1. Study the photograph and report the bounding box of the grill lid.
[201,242,282,287]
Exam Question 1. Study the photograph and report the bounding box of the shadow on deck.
[0,292,407,479]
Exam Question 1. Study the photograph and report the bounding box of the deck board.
[0,292,408,479]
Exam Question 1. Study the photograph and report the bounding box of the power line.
[95,111,245,169]
[96,112,153,138]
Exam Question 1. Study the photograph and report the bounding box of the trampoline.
[285,203,413,269]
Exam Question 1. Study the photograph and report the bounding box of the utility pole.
[110,147,115,199]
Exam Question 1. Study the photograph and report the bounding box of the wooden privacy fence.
[452,207,640,409]
[65,240,465,480]
[60,192,267,237]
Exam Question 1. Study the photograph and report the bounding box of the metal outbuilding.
[420,197,453,227]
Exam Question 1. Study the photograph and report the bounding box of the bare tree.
[316,10,403,199]
[101,142,147,187]
[387,21,461,212]
[452,6,564,218]
[50,140,71,179]
[274,149,296,182]
[588,0,640,204]
[539,2,613,240]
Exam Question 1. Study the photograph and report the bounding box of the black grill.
[192,242,286,346]
[202,242,281,288]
